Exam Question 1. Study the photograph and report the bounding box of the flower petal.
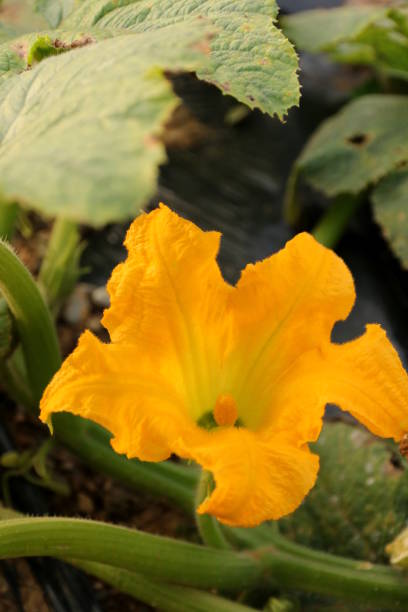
[102,204,233,420]
[318,325,408,441]
[226,233,355,429]
[176,427,319,526]
[40,331,191,461]
[266,324,408,445]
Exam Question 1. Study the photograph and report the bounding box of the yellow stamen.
[213,394,238,427]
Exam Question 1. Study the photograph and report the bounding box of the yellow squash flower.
[40,205,408,527]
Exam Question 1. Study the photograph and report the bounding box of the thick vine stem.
[0,517,262,592]
[71,560,256,612]
[195,469,232,550]
[226,524,408,607]
[0,517,407,607]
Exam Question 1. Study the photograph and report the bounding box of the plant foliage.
[280,423,408,563]
[0,0,299,225]
[282,5,408,80]
[287,94,408,269]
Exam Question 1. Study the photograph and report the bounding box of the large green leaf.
[288,94,408,268]
[0,0,299,225]
[0,26,212,225]
[280,423,408,563]
[282,6,387,55]
[282,6,408,80]
[294,95,408,197]
[372,168,408,269]
[63,0,299,119]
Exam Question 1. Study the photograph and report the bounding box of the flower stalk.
[195,470,232,549]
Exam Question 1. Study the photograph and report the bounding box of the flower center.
[197,394,241,430]
[213,393,238,427]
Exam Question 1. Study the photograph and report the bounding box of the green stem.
[38,217,82,314]
[53,413,195,514]
[225,525,407,607]
[0,516,407,607]
[195,470,231,549]
[0,507,254,609]
[0,355,35,410]
[0,202,19,241]
[312,193,363,249]
[71,560,256,612]
[283,165,301,225]
[0,240,61,403]
[85,421,199,489]
[0,517,262,591]
[226,524,393,574]
[257,545,408,608]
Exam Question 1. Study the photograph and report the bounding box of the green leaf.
[0,0,300,225]
[288,94,408,266]
[64,0,299,119]
[0,298,14,359]
[34,0,76,28]
[0,26,213,225]
[282,6,408,80]
[27,35,72,65]
[280,423,408,563]
[294,94,408,198]
[0,28,118,83]
[282,6,387,55]
[372,168,408,269]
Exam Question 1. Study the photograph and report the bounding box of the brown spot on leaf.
[191,33,214,56]
[53,35,95,51]
[347,133,371,147]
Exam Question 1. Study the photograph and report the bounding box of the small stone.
[91,286,110,309]
[62,284,91,326]
[87,315,102,333]
[77,492,94,514]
